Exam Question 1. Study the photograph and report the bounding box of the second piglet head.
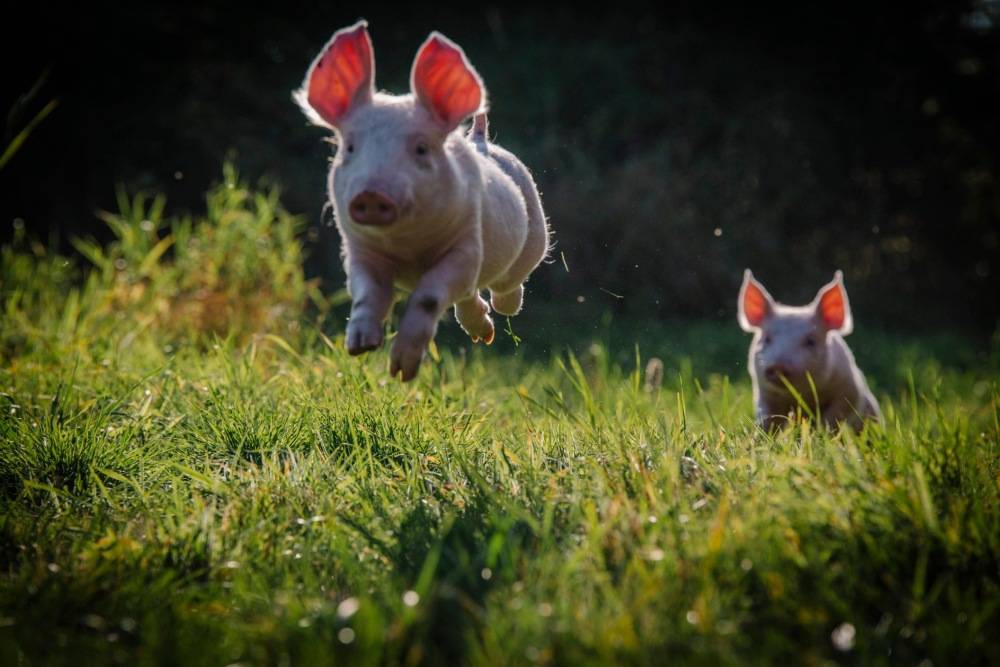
[738,270,854,394]
[295,21,486,229]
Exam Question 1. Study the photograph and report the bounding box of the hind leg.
[455,293,495,344]
[490,284,524,316]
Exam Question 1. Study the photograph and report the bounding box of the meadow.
[1,171,997,665]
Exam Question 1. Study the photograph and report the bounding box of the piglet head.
[296,22,485,228]
[739,270,854,392]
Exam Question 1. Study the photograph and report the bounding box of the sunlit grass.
[0,172,997,665]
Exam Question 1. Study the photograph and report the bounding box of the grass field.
[1,172,998,665]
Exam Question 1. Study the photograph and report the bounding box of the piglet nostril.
[765,365,789,382]
[349,191,398,225]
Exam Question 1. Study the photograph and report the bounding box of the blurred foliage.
[0,164,326,360]
[0,69,57,171]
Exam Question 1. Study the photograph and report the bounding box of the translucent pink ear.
[411,32,485,132]
[814,270,854,335]
[296,20,374,128]
[738,270,774,332]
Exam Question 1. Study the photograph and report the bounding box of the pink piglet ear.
[814,270,854,335]
[295,20,374,128]
[411,32,485,132]
[738,270,775,332]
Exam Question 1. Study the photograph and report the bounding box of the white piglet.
[295,21,549,381]
[738,270,881,431]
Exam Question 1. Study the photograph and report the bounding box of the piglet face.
[753,310,828,391]
[739,270,853,394]
[296,23,485,229]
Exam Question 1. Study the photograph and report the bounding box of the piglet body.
[296,21,549,380]
[738,270,881,431]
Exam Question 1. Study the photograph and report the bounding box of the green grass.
[1,171,998,666]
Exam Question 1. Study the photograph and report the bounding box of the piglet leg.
[390,241,482,381]
[455,293,495,344]
[345,256,394,355]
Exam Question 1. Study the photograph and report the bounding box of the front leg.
[390,241,482,381]
[756,401,791,432]
[821,396,866,432]
[345,255,394,356]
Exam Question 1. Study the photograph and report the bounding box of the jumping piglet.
[295,21,550,381]
[738,270,881,431]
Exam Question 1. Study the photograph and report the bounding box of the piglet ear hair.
[814,270,854,335]
[295,20,375,129]
[411,31,485,132]
[738,269,775,332]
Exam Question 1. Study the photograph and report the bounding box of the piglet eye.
[345,143,354,154]
[763,335,772,345]
[804,336,817,348]
[415,142,429,156]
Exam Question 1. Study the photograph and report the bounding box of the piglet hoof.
[345,317,384,355]
[465,315,494,345]
[389,338,425,382]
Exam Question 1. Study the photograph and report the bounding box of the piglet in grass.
[295,21,550,381]
[738,270,882,431]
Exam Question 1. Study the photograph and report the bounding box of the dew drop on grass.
[537,603,553,617]
[740,559,753,572]
[338,627,355,644]
[402,590,420,607]
[686,610,700,625]
[480,568,492,580]
[337,597,359,619]
[647,548,665,562]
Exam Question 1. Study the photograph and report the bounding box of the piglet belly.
[476,168,529,287]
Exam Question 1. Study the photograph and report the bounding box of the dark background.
[2,1,998,335]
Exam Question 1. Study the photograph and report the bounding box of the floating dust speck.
[831,622,856,651]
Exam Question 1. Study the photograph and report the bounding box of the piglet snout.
[349,191,398,226]
[764,364,792,383]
